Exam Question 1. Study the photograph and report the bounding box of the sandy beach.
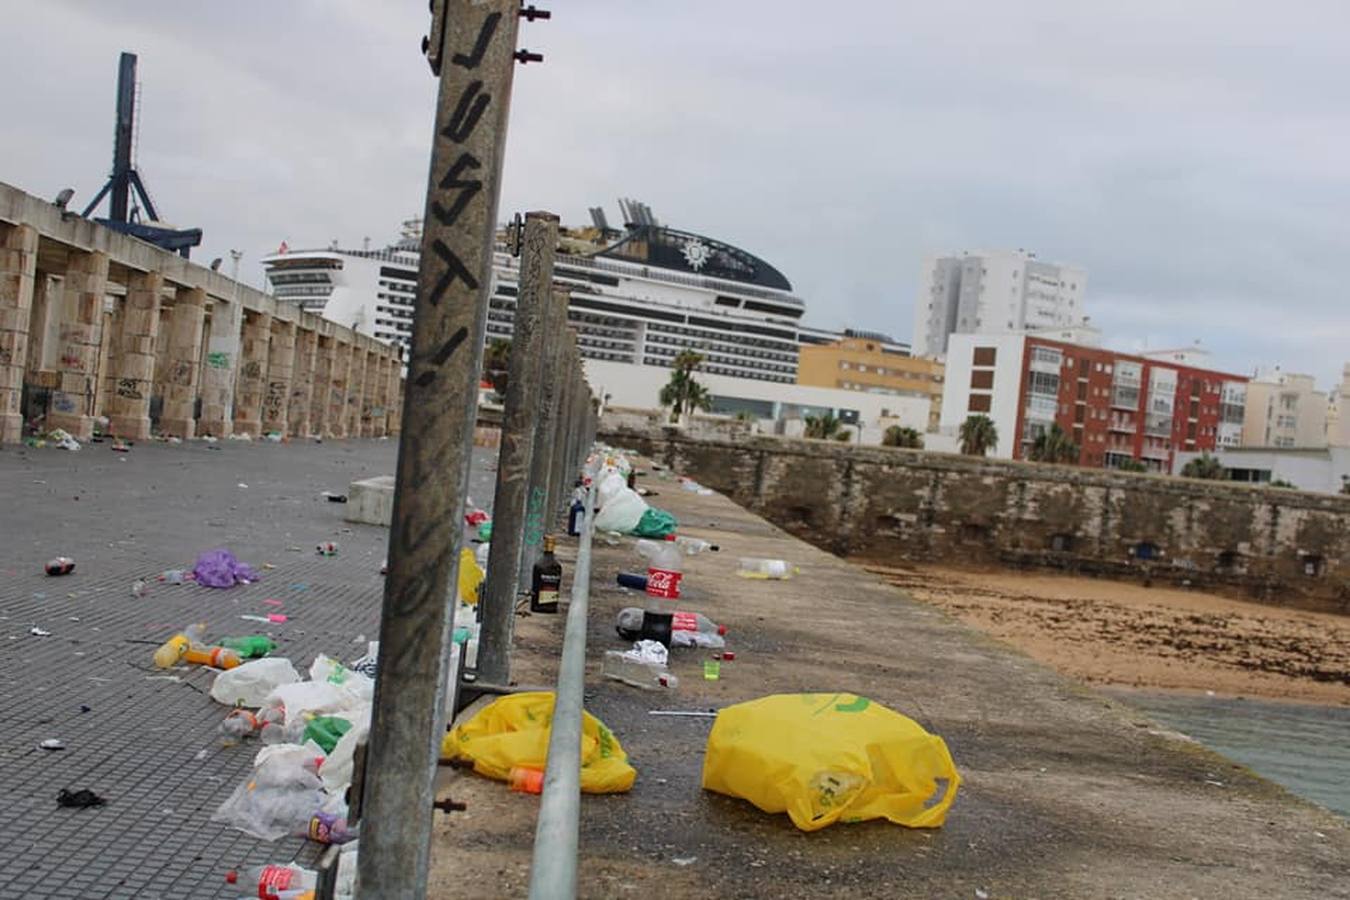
[866,563,1350,706]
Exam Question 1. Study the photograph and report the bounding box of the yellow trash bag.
[441,691,636,793]
[457,548,484,605]
[701,693,960,832]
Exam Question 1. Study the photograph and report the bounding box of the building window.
[971,370,995,390]
[968,393,992,413]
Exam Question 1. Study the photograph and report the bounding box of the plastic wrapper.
[192,548,260,588]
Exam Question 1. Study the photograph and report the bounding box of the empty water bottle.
[737,557,796,579]
[601,650,678,690]
[674,536,719,555]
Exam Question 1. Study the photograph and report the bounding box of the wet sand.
[866,563,1350,707]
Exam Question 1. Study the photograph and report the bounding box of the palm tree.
[1028,424,1079,464]
[1180,452,1225,480]
[882,425,924,449]
[959,414,998,456]
[804,412,843,440]
[658,349,713,423]
[482,338,512,396]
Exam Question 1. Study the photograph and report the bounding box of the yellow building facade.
[797,336,944,430]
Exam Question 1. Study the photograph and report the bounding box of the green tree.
[1180,452,1225,480]
[959,414,998,456]
[1116,458,1148,473]
[482,338,512,396]
[1027,424,1080,464]
[1268,478,1297,489]
[658,349,713,423]
[804,412,843,440]
[832,429,853,442]
[882,425,924,448]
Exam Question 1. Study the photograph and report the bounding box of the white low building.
[1172,446,1350,494]
[584,357,931,443]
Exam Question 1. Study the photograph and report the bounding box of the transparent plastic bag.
[210,658,300,708]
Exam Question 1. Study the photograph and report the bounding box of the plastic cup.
[703,659,721,681]
[508,766,544,794]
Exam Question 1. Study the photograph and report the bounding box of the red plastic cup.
[508,766,544,794]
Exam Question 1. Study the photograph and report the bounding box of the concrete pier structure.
[0,181,402,444]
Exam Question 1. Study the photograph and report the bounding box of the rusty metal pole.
[477,211,557,685]
[519,288,567,585]
[359,2,521,895]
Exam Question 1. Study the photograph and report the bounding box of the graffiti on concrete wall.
[115,378,142,400]
[206,351,230,369]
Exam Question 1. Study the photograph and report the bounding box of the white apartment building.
[1242,369,1328,449]
[913,249,1088,357]
[1326,363,1350,447]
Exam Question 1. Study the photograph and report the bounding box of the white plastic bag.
[211,658,300,708]
[310,655,374,706]
[266,682,348,725]
[594,475,648,534]
[211,742,325,840]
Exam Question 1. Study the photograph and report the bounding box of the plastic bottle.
[636,536,683,599]
[44,557,75,576]
[152,623,206,669]
[184,645,243,669]
[219,709,260,741]
[616,571,648,591]
[220,635,277,659]
[226,864,317,899]
[601,650,678,690]
[674,536,719,555]
[616,607,725,641]
[737,557,795,579]
[567,497,585,536]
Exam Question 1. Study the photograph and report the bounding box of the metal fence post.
[358,2,520,895]
[477,211,557,685]
[519,288,567,584]
[546,338,575,522]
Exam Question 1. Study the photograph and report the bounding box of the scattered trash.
[476,520,493,542]
[267,613,288,624]
[737,557,798,580]
[617,607,725,648]
[616,571,648,591]
[237,482,249,488]
[220,635,277,658]
[226,864,317,896]
[316,542,339,557]
[49,428,81,451]
[183,646,243,669]
[44,557,75,576]
[679,477,714,496]
[672,857,698,867]
[152,624,205,668]
[110,438,131,452]
[29,626,52,637]
[157,568,191,584]
[442,691,636,793]
[674,536,718,554]
[130,579,148,598]
[39,739,66,751]
[632,507,678,538]
[722,650,736,661]
[322,492,349,503]
[57,788,106,809]
[192,548,260,588]
[264,431,283,443]
[464,507,490,527]
[703,658,721,681]
[261,563,276,570]
[603,641,678,690]
[975,889,990,900]
[702,693,961,831]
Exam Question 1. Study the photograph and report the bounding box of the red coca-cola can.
[45,557,75,576]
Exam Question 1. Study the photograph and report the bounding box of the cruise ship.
[261,200,909,384]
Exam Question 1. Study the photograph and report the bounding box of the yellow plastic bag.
[701,693,960,831]
[457,548,484,605]
[441,691,636,794]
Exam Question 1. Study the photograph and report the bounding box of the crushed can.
[45,557,75,576]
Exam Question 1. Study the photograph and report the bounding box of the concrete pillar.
[24,274,55,377]
[310,334,333,436]
[0,223,38,443]
[200,299,242,436]
[0,221,39,439]
[261,319,296,435]
[289,326,317,437]
[362,350,382,437]
[386,355,403,437]
[47,250,110,440]
[232,310,271,436]
[327,340,350,438]
[346,343,366,437]
[103,271,164,440]
[159,286,206,438]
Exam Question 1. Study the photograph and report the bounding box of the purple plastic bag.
[192,548,260,588]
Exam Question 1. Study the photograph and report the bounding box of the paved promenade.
[0,438,492,899]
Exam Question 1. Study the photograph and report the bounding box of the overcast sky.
[5,1,1349,386]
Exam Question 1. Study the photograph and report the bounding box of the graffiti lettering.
[431,153,482,227]
[242,360,262,380]
[115,378,142,400]
[451,11,500,70]
[206,351,230,369]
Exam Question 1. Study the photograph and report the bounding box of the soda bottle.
[45,557,75,576]
[219,709,260,741]
[226,864,316,899]
[530,535,562,614]
[152,623,206,668]
[674,536,719,555]
[635,536,683,647]
[220,635,276,658]
[184,645,243,669]
[615,607,725,641]
[737,557,796,579]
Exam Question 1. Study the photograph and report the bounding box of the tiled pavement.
[0,437,494,899]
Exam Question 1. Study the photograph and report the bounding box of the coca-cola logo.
[646,568,682,599]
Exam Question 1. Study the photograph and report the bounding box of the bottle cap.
[543,534,556,552]
[225,871,238,884]
[717,624,727,635]
[664,534,676,541]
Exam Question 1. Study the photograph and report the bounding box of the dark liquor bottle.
[531,534,562,614]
